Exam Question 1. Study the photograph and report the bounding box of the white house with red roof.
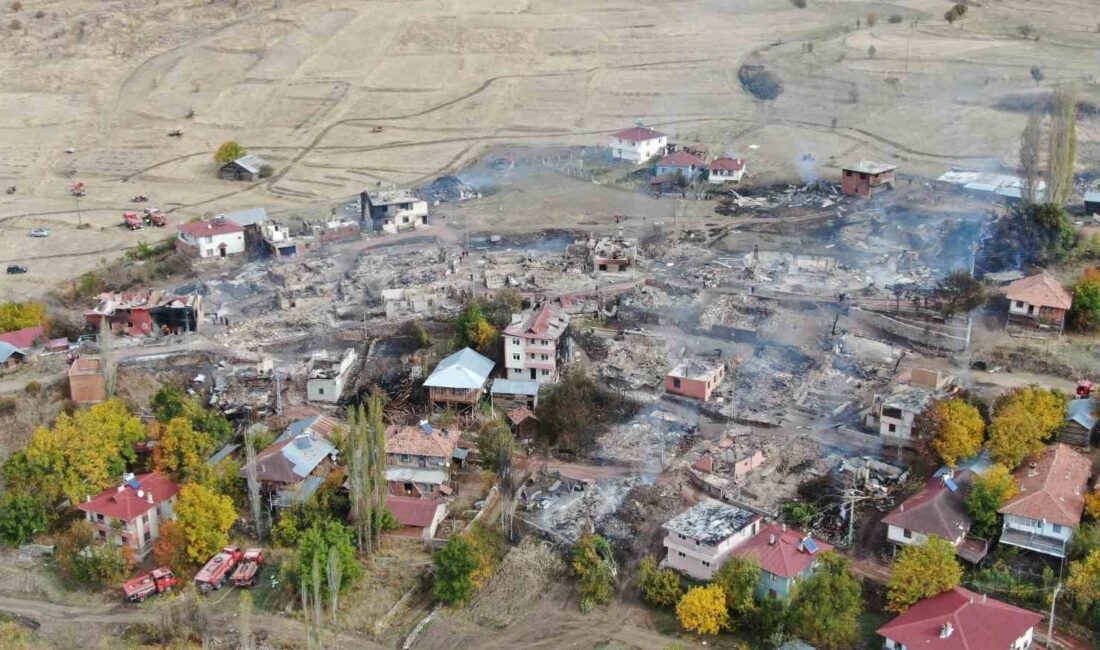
[175,217,246,259]
[608,125,667,163]
[731,523,832,600]
[77,473,180,559]
[877,587,1042,650]
[998,443,1092,558]
[503,304,570,384]
[655,151,705,179]
[1006,272,1073,334]
[707,157,747,184]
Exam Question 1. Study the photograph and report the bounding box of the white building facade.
[608,126,667,164]
[503,305,570,384]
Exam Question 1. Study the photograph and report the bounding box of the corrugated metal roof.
[206,443,240,466]
[423,347,494,389]
[385,467,448,485]
[491,379,540,395]
[1067,397,1098,431]
[223,207,269,227]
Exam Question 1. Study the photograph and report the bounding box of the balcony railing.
[1000,528,1068,557]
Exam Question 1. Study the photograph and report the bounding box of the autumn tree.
[476,418,515,473]
[25,399,146,504]
[0,301,47,333]
[787,552,862,650]
[572,533,616,611]
[638,555,682,608]
[1046,83,1077,206]
[712,555,760,619]
[152,521,189,574]
[174,483,236,563]
[214,141,246,165]
[1069,268,1100,332]
[676,584,729,636]
[464,522,505,589]
[55,520,132,587]
[916,398,985,468]
[154,416,215,480]
[454,301,497,353]
[887,536,962,612]
[1083,486,1100,520]
[1067,550,1100,606]
[433,535,478,605]
[1019,108,1042,204]
[986,385,1066,468]
[964,463,1019,538]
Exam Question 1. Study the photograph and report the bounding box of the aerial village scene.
[1,0,1100,649]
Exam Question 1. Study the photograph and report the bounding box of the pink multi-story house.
[661,501,762,580]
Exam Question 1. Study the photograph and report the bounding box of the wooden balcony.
[429,387,482,405]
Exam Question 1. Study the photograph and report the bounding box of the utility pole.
[1046,583,1062,646]
[74,195,82,227]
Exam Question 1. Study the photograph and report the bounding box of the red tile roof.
[1006,273,1072,310]
[386,424,460,459]
[657,151,704,169]
[999,443,1091,527]
[386,496,444,528]
[877,587,1042,650]
[507,406,536,425]
[0,325,45,349]
[611,126,666,142]
[178,220,244,238]
[76,473,179,522]
[882,471,973,540]
[708,156,746,172]
[732,523,833,579]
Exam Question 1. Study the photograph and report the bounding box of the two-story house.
[882,469,989,563]
[731,523,833,600]
[1005,273,1073,334]
[360,188,429,234]
[306,348,358,403]
[241,415,342,508]
[608,125,667,163]
[662,502,762,580]
[878,587,1041,650]
[424,347,494,410]
[503,305,570,384]
[385,421,461,498]
[999,443,1092,558]
[175,218,246,259]
[77,473,180,559]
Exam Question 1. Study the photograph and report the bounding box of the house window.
[541,354,548,361]
[1052,524,1062,534]
[677,551,686,558]
[673,378,681,389]
[318,387,325,395]
[512,354,520,361]
[144,531,151,543]
[512,338,519,345]
[902,528,912,539]
[97,513,105,523]
[701,560,711,567]
[404,482,414,492]
[541,369,549,376]
[678,533,685,540]
[1015,300,1024,308]
[400,454,411,463]
[888,423,897,433]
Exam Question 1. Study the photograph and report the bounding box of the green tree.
[964,463,1019,538]
[151,385,186,423]
[572,533,616,609]
[174,483,236,563]
[297,521,362,597]
[1070,521,1100,561]
[154,416,215,480]
[985,203,1076,271]
[1067,550,1100,606]
[917,398,985,468]
[712,555,760,618]
[454,302,497,353]
[986,385,1067,468]
[1069,268,1100,331]
[1047,83,1077,206]
[1020,108,1042,203]
[182,398,234,445]
[25,399,146,504]
[536,367,639,452]
[0,491,49,545]
[55,520,132,587]
[0,301,47,333]
[788,552,862,650]
[676,584,729,635]
[932,271,985,318]
[214,141,246,165]
[476,418,514,473]
[433,535,478,605]
[887,536,962,612]
[638,555,682,608]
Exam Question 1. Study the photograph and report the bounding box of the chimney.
[117,484,125,493]
[768,534,776,546]
[137,490,144,499]
[969,595,974,604]
[147,491,154,504]
[940,622,954,639]
[981,593,987,603]
[85,495,91,503]
[899,503,905,512]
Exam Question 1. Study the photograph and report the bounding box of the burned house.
[360,188,429,234]
[68,356,106,404]
[688,446,767,500]
[384,421,461,498]
[882,469,990,563]
[382,287,444,319]
[241,415,342,508]
[306,348,358,404]
[423,347,494,411]
[866,368,955,444]
[85,290,204,336]
[218,154,269,182]
[662,501,762,581]
[840,161,897,197]
[503,304,570,384]
[588,234,637,273]
[1005,272,1072,335]
[665,360,726,402]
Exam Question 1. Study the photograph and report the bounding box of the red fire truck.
[231,548,265,587]
[194,545,243,592]
[122,567,178,603]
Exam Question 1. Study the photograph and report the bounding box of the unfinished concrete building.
[306,348,358,403]
[588,234,637,273]
[360,188,429,234]
[841,161,897,197]
[665,360,726,402]
[68,356,106,404]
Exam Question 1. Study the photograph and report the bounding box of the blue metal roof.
[491,378,540,396]
[277,416,320,444]
[802,537,820,554]
[944,477,959,492]
[424,347,494,389]
[1067,397,1098,432]
[0,341,24,363]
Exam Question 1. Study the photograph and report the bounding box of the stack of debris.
[600,334,669,393]
[423,176,479,203]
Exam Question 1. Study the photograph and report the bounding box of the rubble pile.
[599,334,669,393]
[527,476,637,543]
[716,181,841,213]
[423,175,479,203]
[698,294,771,331]
[718,344,815,424]
[594,408,698,470]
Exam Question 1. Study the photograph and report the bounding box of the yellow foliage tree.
[153,416,215,480]
[887,536,963,612]
[986,386,1067,468]
[0,301,47,333]
[174,483,237,563]
[676,584,729,636]
[927,399,985,468]
[214,141,246,165]
[25,399,146,503]
[1084,487,1100,520]
[1067,550,1100,606]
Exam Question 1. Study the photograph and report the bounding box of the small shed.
[1060,397,1098,447]
[219,154,269,182]
[507,406,538,439]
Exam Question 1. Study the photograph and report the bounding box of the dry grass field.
[0,0,1096,300]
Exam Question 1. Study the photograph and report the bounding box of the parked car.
[29,228,49,238]
[6,265,27,274]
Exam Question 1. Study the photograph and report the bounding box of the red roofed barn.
[656,151,704,179]
[77,473,180,559]
[608,125,667,163]
[385,496,447,540]
[878,586,1042,650]
[1006,272,1073,334]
